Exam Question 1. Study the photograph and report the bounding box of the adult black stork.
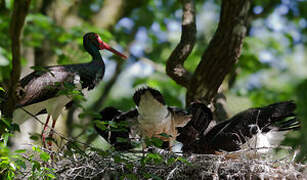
[95,87,191,151]
[179,101,301,154]
[13,32,127,147]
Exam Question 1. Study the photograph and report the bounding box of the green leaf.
[40,152,50,162]
[124,174,138,180]
[29,134,40,141]
[114,155,123,163]
[30,66,50,72]
[1,118,11,127]
[167,157,176,165]
[94,121,108,131]
[46,173,56,179]
[32,146,41,152]
[142,153,163,165]
[145,137,163,148]
[177,157,191,165]
[32,161,41,171]
[14,149,26,154]
[15,159,26,169]
[116,137,128,143]
[158,133,171,138]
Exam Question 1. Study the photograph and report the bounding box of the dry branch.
[166,0,196,88]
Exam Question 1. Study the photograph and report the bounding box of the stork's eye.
[89,34,100,47]
[89,35,96,41]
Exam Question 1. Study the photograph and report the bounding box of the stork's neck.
[85,42,104,63]
[91,50,103,63]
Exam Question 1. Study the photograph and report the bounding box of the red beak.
[97,36,127,59]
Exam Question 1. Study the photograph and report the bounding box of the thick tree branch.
[187,0,251,104]
[5,0,31,118]
[166,0,196,88]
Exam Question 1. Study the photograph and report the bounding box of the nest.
[38,147,306,179]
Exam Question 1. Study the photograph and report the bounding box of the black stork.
[95,87,192,151]
[13,32,127,147]
[96,89,300,154]
[179,101,301,154]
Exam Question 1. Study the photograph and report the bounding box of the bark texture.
[186,0,250,104]
[166,0,196,88]
[166,0,251,105]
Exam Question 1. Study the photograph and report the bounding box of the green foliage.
[0,132,55,180]
[144,137,164,148]
[29,146,55,179]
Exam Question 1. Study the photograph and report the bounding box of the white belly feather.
[241,129,287,153]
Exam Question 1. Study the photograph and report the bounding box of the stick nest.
[42,147,306,179]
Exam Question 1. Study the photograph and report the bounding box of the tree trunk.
[186,0,251,104]
[4,0,31,118]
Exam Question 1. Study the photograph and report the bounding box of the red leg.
[47,117,57,148]
[42,115,51,148]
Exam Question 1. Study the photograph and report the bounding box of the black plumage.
[181,101,301,154]
[133,86,166,106]
[177,102,213,148]
[95,107,137,151]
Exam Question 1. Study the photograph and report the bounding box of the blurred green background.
[0,0,307,161]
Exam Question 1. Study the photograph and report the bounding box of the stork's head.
[83,32,127,59]
[133,87,168,118]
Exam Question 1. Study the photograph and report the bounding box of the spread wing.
[187,101,300,153]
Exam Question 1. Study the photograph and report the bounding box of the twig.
[166,166,179,180]
[166,0,196,88]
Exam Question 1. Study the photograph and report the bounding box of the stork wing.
[203,101,300,152]
[17,66,77,107]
